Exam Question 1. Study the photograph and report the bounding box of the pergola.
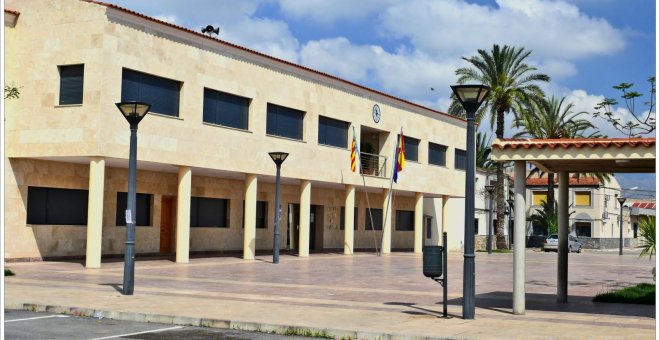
[491,137,656,314]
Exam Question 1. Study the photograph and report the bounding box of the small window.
[340,207,358,230]
[365,208,383,230]
[532,191,548,206]
[575,222,591,237]
[574,191,592,206]
[474,218,479,234]
[115,192,152,226]
[191,197,229,228]
[318,116,349,148]
[428,142,447,166]
[266,103,304,140]
[203,88,250,130]
[399,135,419,162]
[121,68,181,117]
[395,210,414,231]
[27,187,88,225]
[59,64,84,105]
[455,149,467,170]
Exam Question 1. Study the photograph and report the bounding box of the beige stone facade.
[4,0,469,263]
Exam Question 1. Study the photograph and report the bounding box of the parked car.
[544,234,582,253]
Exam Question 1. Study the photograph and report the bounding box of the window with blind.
[203,88,250,130]
[428,142,447,166]
[455,149,467,170]
[115,192,153,226]
[365,208,383,230]
[190,197,229,228]
[340,207,358,230]
[574,191,592,206]
[532,191,548,206]
[395,210,414,231]
[318,116,349,148]
[59,64,84,105]
[121,68,181,117]
[575,222,592,237]
[397,135,420,162]
[27,187,88,225]
[266,103,304,140]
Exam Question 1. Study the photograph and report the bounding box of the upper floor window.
[428,142,447,166]
[395,210,414,231]
[455,149,467,170]
[266,103,304,140]
[59,64,84,105]
[203,88,250,130]
[27,187,88,225]
[115,192,153,226]
[532,191,548,206]
[399,135,419,162]
[574,191,592,207]
[318,116,349,148]
[191,197,229,228]
[121,68,181,117]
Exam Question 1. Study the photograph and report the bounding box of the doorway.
[287,203,320,251]
[160,196,174,253]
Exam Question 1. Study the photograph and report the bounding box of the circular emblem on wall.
[372,104,381,123]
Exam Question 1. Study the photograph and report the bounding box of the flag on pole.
[350,131,358,172]
[393,132,405,183]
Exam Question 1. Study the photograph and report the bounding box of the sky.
[106,0,657,197]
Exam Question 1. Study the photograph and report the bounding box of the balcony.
[360,152,388,178]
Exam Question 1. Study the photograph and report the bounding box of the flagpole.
[352,125,380,256]
[380,127,402,253]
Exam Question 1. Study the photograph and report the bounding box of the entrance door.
[287,203,299,251]
[160,196,173,253]
[309,205,317,251]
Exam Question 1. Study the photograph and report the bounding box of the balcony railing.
[360,152,388,178]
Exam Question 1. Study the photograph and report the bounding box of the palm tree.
[638,216,655,259]
[451,45,550,249]
[476,132,496,170]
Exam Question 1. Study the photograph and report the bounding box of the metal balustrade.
[359,152,388,178]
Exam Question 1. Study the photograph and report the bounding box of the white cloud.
[154,14,178,24]
[277,0,397,24]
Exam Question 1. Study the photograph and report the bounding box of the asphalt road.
[3,310,321,340]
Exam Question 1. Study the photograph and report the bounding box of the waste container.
[423,245,443,278]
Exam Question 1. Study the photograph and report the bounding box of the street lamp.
[485,183,495,254]
[115,101,151,296]
[507,198,514,250]
[269,152,289,264]
[616,195,627,256]
[451,84,490,320]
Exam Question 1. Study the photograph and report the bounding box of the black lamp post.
[485,184,495,254]
[115,101,151,296]
[617,195,626,256]
[451,84,490,320]
[269,152,289,264]
[507,198,514,250]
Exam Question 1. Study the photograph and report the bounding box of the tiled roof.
[631,202,656,210]
[493,138,655,150]
[84,1,465,124]
[526,177,601,186]
[4,8,20,16]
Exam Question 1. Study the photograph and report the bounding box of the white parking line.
[87,326,184,340]
[5,315,70,323]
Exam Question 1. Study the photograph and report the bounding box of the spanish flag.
[350,132,357,172]
[393,132,405,183]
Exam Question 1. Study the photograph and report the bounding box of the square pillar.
[344,185,355,255]
[299,180,311,257]
[382,188,392,254]
[85,157,105,268]
[244,174,258,260]
[513,160,526,314]
[557,171,569,302]
[414,192,424,253]
[176,166,192,263]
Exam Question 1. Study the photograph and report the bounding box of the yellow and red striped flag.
[350,132,357,172]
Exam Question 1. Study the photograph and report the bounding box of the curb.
[8,302,462,340]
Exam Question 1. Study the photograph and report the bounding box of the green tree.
[476,132,496,170]
[513,96,602,214]
[638,216,656,259]
[450,44,550,249]
[529,200,574,236]
[593,76,656,137]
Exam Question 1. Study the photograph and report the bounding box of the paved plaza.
[4,250,656,339]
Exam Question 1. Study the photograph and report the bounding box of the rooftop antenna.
[201,25,220,36]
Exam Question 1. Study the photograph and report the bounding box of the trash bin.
[423,245,443,278]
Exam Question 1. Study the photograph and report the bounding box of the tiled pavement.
[4,250,656,339]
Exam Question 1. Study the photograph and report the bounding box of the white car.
[544,234,582,253]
